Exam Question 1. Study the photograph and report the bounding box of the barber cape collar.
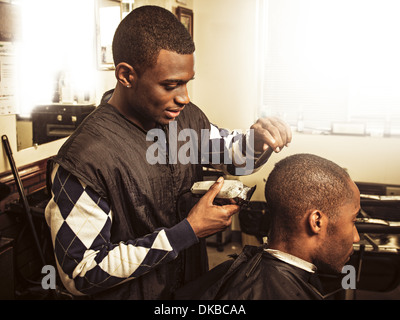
[264,248,317,273]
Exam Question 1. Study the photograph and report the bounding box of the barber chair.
[349,183,400,299]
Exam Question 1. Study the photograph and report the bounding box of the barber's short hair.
[265,153,354,242]
[112,5,195,75]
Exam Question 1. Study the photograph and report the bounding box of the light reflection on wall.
[16,0,96,116]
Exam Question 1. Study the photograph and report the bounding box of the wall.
[1,0,399,189]
[240,133,400,201]
[193,0,259,131]
[193,0,400,203]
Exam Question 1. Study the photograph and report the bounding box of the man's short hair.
[265,153,354,242]
[112,5,195,75]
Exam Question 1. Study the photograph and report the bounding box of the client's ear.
[115,62,136,88]
[308,210,325,235]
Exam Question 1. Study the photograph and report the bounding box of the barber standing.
[45,6,291,299]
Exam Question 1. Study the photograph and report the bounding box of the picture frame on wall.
[176,6,193,38]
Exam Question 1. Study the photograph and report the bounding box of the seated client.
[176,153,361,300]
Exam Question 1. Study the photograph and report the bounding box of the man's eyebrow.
[162,76,195,83]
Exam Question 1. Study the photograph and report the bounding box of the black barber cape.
[51,101,210,299]
[175,245,325,300]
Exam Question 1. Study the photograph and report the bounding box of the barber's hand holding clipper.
[187,117,292,239]
[187,177,240,238]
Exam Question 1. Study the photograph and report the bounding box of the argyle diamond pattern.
[45,165,181,296]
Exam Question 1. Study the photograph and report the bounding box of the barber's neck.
[108,84,156,131]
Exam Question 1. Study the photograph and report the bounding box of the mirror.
[13,0,128,151]
[96,0,128,70]
[11,0,176,151]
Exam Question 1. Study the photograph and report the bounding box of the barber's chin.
[158,118,176,126]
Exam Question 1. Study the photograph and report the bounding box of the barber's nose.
[175,85,190,106]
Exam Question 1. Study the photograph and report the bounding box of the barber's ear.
[308,210,324,234]
[115,62,136,88]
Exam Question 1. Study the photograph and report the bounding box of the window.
[259,0,400,137]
